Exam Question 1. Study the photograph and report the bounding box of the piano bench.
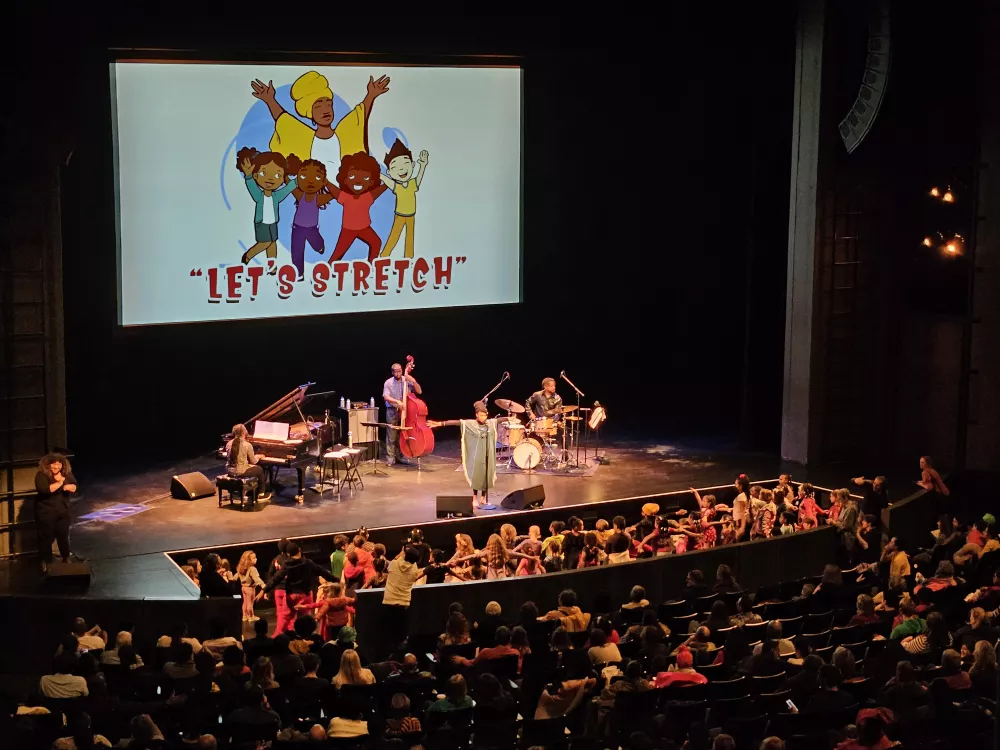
[216,475,259,510]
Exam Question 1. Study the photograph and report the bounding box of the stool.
[216,475,259,510]
[340,447,365,491]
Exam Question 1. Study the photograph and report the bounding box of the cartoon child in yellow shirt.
[249,71,390,181]
[378,139,429,259]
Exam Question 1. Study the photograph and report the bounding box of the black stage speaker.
[500,485,546,511]
[436,495,474,518]
[46,561,93,585]
[171,472,215,500]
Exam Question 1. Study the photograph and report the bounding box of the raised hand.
[250,79,276,103]
[418,150,429,164]
[240,157,254,177]
[367,75,390,99]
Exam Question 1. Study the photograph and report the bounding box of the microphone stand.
[560,371,584,470]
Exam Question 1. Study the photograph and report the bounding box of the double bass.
[399,355,435,458]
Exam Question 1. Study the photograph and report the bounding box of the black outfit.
[407,541,432,568]
[424,565,448,585]
[528,390,563,418]
[244,635,276,662]
[34,469,78,563]
[607,532,631,555]
[562,531,585,570]
[861,483,890,518]
[955,624,1000,652]
[803,688,856,714]
[682,584,712,601]
[262,556,330,596]
[713,580,741,594]
[293,675,330,701]
[474,614,507,649]
[225,705,281,737]
[199,568,234,598]
[970,667,997,697]
[786,670,820,707]
[858,526,882,564]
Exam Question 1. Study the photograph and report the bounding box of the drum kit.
[493,398,587,471]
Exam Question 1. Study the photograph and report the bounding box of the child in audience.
[329,535,348,582]
[364,557,389,589]
[779,512,796,536]
[514,525,543,557]
[594,519,612,547]
[219,558,235,582]
[544,541,566,573]
[237,551,265,622]
[579,532,606,568]
[516,554,545,576]
[542,521,566,555]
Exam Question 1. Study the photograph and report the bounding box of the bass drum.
[497,421,525,447]
[512,437,543,469]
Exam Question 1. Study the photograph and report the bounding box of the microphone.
[560,370,566,378]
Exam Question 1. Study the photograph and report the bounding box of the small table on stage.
[315,447,365,496]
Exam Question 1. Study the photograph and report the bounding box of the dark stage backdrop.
[43,10,796,465]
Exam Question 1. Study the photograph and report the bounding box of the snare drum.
[512,437,543,469]
[497,420,525,447]
[531,417,558,437]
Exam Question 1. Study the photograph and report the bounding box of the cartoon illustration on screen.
[379,140,429,259]
[286,156,334,279]
[325,152,390,262]
[236,148,300,267]
[250,72,390,181]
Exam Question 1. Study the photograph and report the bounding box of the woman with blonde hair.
[247,656,279,690]
[333,648,375,688]
[444,534,477,582]
[970,640,997,696]
[237,551,265,622]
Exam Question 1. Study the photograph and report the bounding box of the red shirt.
[337,191,375,230]
[968,528,987,548]
[652,670,708,688]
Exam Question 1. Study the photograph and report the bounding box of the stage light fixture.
[942,189,955,203]
[922,236,934,247]
[945,241,958,254]
[929,186,941,197]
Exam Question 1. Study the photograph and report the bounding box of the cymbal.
[564,416,583,421]
[495,398,526,413]
[556,405,579,414]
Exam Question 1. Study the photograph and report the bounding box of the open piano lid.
[245,383,338,438]
[246,382,314,428]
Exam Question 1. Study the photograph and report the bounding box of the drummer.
[528,377,563,421]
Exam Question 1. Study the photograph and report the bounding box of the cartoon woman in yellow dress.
[249,71,390,183]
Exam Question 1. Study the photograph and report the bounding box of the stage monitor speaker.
[170,472,215,500]
[46,561,93,586]
[500,485,546,511]
[436,495,474,518]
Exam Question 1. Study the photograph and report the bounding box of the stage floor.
[0,434,871,600]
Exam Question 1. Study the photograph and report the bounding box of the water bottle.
[348,431,353,448]
[339,396,345,409]
[370,396,375,408]
[324,409,330,425]
[346,399,351,410]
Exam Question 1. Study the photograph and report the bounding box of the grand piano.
[220,383,338,502]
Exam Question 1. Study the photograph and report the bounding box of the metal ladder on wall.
[0,190,53,560]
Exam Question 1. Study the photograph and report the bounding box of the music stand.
[360,422,388,476]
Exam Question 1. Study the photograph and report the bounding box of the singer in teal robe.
[428,401,497,507]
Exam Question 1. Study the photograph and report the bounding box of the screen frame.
[108,49,524,329]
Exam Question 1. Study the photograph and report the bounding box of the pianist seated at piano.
[225,425,272,502]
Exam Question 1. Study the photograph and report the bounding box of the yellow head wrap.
[290,71,333,119]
